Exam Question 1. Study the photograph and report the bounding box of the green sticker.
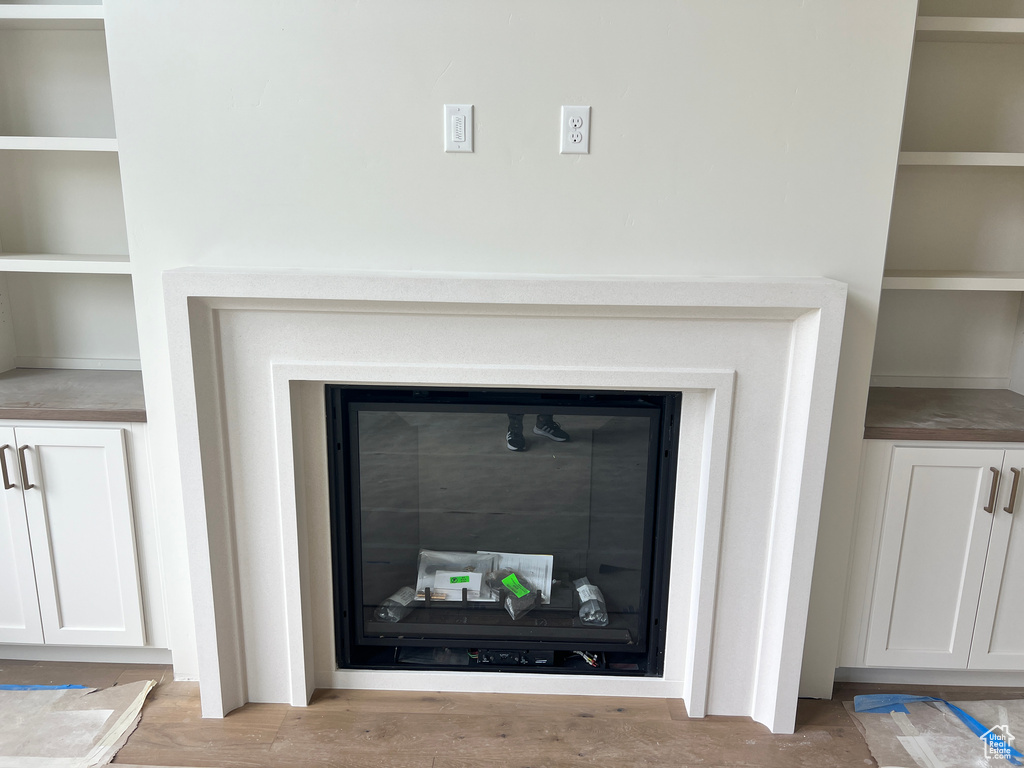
[449,575,470,584]
[501,573,531,599]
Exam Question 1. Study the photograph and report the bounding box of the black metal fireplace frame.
[326,384,680,676]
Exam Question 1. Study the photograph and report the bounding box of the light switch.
[444,104,473,153]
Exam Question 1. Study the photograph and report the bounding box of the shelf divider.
[881,270,1024,291]
[898,152,1024,167]
[0,253,131,275]
[916,16,1024,43]
[0,137,117,153]
[0,5,103,30]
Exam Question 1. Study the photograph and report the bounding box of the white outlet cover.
[560,105,590,154]
[444,104,473,153]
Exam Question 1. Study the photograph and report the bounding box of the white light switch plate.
[560,105,590,154]
[444,104,473,153]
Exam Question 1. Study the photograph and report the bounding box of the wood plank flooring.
[2,660,1022,767]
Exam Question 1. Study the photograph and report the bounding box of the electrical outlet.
[560,106,590,154]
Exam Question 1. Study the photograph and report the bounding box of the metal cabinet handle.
[984,467,1000,513]
[1005,468,1021,515]
[17,445,34,490]
[0,445,14,490]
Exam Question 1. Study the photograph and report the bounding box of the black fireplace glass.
[327,386,678,676]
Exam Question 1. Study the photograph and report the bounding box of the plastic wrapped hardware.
[573,577,609,626]
[487,568,538,620]
[375,586,416,623]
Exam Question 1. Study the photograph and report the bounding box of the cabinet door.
[970,449,1024,670]
[18,426,144,646]
[865,446,1002,668]
[0,430,43,643]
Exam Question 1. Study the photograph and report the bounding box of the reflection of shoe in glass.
[534,416,569,442]
[507,421,526,451]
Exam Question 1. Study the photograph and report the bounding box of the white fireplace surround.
[164,270,846,734]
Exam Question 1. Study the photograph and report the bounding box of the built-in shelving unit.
[847,6,1024,682]
[0,2,139,378]
[871,2,1024,402]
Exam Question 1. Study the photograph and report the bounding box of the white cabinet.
[972,448,1024,669]
[852,443,1024,671]
[0,425,144,647]
[0,437,42,644]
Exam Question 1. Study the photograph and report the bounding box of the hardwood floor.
[112,685,869,768]
[2,659,1022,767]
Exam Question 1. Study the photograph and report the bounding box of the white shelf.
[916,17,1024,43]
[0,253,130,275]
[899,151,1024,167]
[0,5,102,30]
[882,270,1024,291]
[0,136,117,152]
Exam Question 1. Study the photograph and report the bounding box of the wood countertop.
[864,387,1024,442]
[0,368,145,422]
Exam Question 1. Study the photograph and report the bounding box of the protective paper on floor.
[0,679,155,768]
[846,698,1024,768]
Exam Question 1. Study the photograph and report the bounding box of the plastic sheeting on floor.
[847,697,1024,768]
[0,679,155,768]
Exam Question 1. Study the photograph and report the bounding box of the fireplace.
[328,385,680,675]
[163,270,846,733]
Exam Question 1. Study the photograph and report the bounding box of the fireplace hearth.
[328,385,680,676]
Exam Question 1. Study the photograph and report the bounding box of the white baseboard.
[834,666,1024,687]
[14,356,142,371]
[868,375,1010,389]
[0,644,171,665]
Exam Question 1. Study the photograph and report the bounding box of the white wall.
[102,0,918,694]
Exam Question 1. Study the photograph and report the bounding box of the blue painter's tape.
[0,684,89,690]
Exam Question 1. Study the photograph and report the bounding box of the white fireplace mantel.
[164,270,846,734]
